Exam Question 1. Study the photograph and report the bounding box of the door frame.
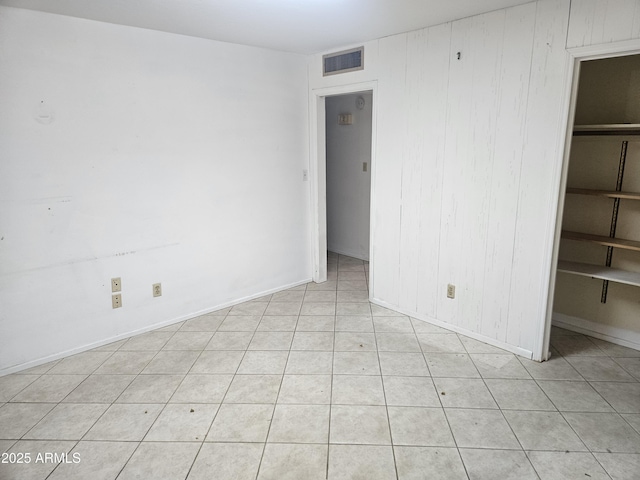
[541,38,640,361]
[309,81,378,289]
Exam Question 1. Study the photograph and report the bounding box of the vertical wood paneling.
[507,0,571,350]
[372,34,408,304]
[567,0,640,48]
[414,23,451,319]
[481,3,537,342]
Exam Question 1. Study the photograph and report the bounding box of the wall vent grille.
[323,47,364,76]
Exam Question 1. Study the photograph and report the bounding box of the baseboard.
[370,298,534,359]
[327,246,369,262]
[552,312,640,351]
[0,277,312,377]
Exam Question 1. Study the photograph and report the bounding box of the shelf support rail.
[602,140,628,303]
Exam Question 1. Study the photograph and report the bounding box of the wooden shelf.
[573,124,640,136]
[558,260,640,287]
[561,231,640,252]
[566,188,640,201]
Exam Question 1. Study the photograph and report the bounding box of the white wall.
[325,93,372,261]
[0,6,311,374]
[310,0,572,359]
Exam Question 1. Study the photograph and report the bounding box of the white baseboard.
[552,312,640,351]
[370,298,534,359]
[0,278,312,377]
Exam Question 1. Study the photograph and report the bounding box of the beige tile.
[188,443,263,480]
[417,334,466,354]
[337,280,368,291]
[2,440,76,480]
[237,351,289,374]
[394,446,467,480]
[446,409,520,449]
[93,351,155,375]
[459,449,538,480]
[566,356,636,382]
[190,350,244,374]
[470,354,531,379]
[47,351,113,374]
[11,374,87,403]
[503,410,587,451]
[518,355,583,380]
[205,331,253,350]
[91,339,128,352]
[614,357,640,380]
[336,291,369,303]
[142,351,199,374]
[145,403,218,441]
[593,452,640,480]
[206,403,273,442]
[410,319,450,334]
[116,374,183,403]
[169,374,233,403]
[277,375,331,404]
[120,332,174,351]
[622,413,640,434]
[370,304,402,316]
[118,442,200,480]
[378,352,430,376]
[265,302,302,316]
[259,444,328,480]
[285,351,333,375]
[0,374,40,402]
[328,445,395,480]
[224,375,282,403]
[388,407,455,447]
[295,316,335,332]
[291,332,334,351]
[334,332,376,352]
[336,303,371,316]
[332,375,385,405]
[267,404,330,443]
[484,379,555,411]
[162,332,212,351]
[272,290,305,302]
[333,351,380,375]
[459,336,509,354]
[85,404,163,441]
[335,316,374,332]
[329,405,390,445]
[564,412,640,453]
[551,335,606,356]
[425,353,480,378]
[433,378,497,409]
[248,331,294,351]
[218,315,262,331]
[373,316,414,333]
[528,451,610,480]
[537,380,613,412]
[384,376,440,407]
[0,403,55,439]
[47,441,138,480]
[377,333,421,353]
[306,281,337,291]
[24,403,108,440]
[228,301,268,316]
[179,315,224,332]
[303,290,337,303]
[257,316,298,331]
[300,303,336,315]
[63,375,135,403]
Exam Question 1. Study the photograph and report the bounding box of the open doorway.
[325,92,373,263]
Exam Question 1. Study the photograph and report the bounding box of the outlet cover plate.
[112,294,122,308]
[153,283,162,297]
[111,277,121,292]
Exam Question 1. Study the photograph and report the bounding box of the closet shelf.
[566,188,640,201]
[557,260,640,287]
[573,124,640,136]
[561,231,640,252]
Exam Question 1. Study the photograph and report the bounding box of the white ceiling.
[0,0,534,54]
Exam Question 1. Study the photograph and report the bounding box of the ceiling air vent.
[323,47,364,76]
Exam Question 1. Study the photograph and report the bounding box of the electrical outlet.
[111,277,121,292]
[112,294,122,309]
[153,283,162,297]
[447,284,456,299]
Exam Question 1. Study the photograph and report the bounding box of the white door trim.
[540,38,640,361]
[309,81,378,288]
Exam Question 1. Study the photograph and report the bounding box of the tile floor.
[1,253,639,479]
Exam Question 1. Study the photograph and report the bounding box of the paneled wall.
[310,0,572,359]
[567,0,640,48]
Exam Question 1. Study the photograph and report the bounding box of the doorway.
[543,43,640,361]
[325,92,373,263]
